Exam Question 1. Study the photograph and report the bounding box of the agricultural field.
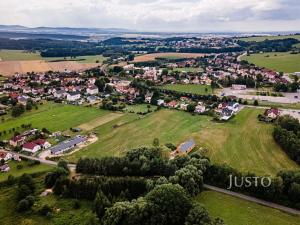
[0,160,53,182]
[132,52,205,62]
[0,50,41,61]
[242,52,300,73]
[0,60,98,77]
[238,34,300,42]
[161,84,212,95]
[0,103,110,139]
[196,191,300,225]
[64,108,298,175]
[43,55,107,64]
[0,50,107,64]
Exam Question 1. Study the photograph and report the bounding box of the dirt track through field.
[79,113,124,131]
[0,60,98,76]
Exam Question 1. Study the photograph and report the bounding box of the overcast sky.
[0,0,299,32]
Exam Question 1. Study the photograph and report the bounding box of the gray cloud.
[0,0,299,32]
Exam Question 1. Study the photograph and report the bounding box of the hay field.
[0,60,98,76]
[132,53,205,62]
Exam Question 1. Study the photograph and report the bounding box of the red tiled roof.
[34,139,46,145]
[23,142,38,150]
[0,151,7,159]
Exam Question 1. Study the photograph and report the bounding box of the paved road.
[3,150,300,216]
[204,184,300,216]
[2,149,76,169]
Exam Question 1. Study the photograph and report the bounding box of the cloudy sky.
[0,0,299,32]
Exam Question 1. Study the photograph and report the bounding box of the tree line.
[273,115,300,164]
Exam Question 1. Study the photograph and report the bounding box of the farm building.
[50,135,86,155]
[170,139,196,158]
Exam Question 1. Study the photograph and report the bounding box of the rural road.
[204,184,300,216]
[3,149,300,216]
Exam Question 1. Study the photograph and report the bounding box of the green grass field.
[124,104,157,113]
[238,34,300,42]
[171,67,203,73]
[0,103,110,139]
[0,160,53,182]
[242,52,300,73]
[0,50,42,61]
[161,84,212,95]
[199,108,299,175]
[0,50,106,63]
[196,191,300,225]
[64,108,298,175]
[43,55,107,64]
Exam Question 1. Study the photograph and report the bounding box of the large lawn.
[238,34,300,42]
[64,108,298,175]
[0,103,110,139]
[161,84,212,95]
[64,110,212,162]
[0,50,42,61]
[242,52,300,73]
[0,160,53,182]
[196,191,300,225]
[171,67,203,73]
[199,108,299,175]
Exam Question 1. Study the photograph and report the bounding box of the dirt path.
[79,113,123,131]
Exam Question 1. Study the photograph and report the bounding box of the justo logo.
[227,175,272,190]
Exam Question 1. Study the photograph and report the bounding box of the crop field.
[64,108,298,175]
[242,52,300,73]
[0,50,42,61]
[238,34,300,42]
[0,160,53,182]
[196,191,300,225]
[0,103,110,139]
[161,84,212,95]
[0,60,98,76]
[132,52,205,62]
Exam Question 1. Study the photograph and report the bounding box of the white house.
[194,105,206,114]
[86,85,99,95]
[0,151,12,162]
[157,99,165,106]
[22,142,41,153]
[67,92,81,102]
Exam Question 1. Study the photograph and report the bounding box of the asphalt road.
[204,184,300,216]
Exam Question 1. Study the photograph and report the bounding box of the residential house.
[166,100,179,108]
[67,92,81,102]
[180,103,189,111]
[0,151,12,162]
[194,104,206,114]
[9,135,26,147]
[34,139,51,149]
[264,108,280,119]
[220,108,234,121]
[87,95,97,104]
[86,85,99,95]
[22,142,41,153]
[0,164,10,172]
[157,99,165,106]
[54,90,67,99]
